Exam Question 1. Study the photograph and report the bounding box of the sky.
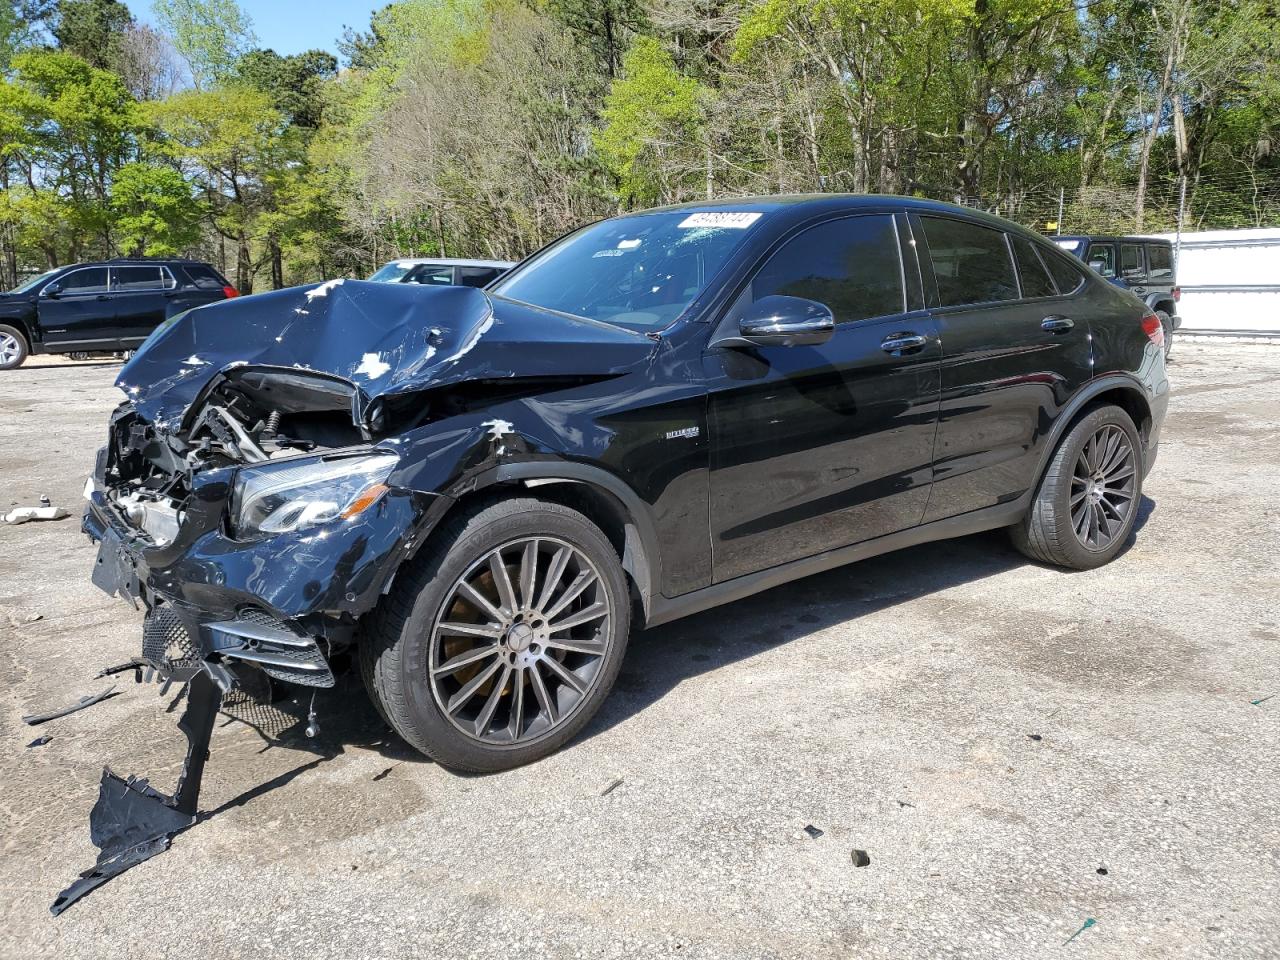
[122,0,369,59]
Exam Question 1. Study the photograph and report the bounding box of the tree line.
[2,0,1277,292]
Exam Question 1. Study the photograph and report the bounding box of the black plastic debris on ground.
[1027,734,1043,742]
[22,685,118,725]
[27,734,52,748]
[600,777,624,797]
[851,849,871,867]
[803,824,824,839]
[51,667,227,916]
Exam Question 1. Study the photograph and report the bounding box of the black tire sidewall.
[0,324,28,370]
[1045,405,1144,569]
[381,500,629,772]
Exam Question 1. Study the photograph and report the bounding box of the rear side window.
[750,215,904,322]
[1010,236,1056,299]
[1120,243,1145,281]
[57,267,109,294]
[458,266,500,288]
[1147,244,1173,281]
[922,217,1017,306]
[111,266,169,291]
[410,265,455,285]
[183,263,231,289]
[1041,249,1087,295]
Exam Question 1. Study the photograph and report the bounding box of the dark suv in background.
[0,258,238,370]
[1056,235,1180,355]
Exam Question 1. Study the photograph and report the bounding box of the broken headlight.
[230,452,396,538]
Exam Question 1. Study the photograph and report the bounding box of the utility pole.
[1174,173,1187,273]
[1057,188,1065,236]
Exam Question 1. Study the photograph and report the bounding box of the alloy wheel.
[1070,424,1136,550]
[0,332,20,367]
[428,536,613,746]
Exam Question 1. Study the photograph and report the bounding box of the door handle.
[1041,316,1075,334]
[95,294,110,300]
[1131,285,1147,294]
[880,332,927,355]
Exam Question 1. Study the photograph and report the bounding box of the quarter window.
[56,268,109,295]
[1042,249,1087,295]
[1146,244,1173,281]
[749,215,904,323]
[1011,235,1056,299]
[459,266,500,288]
[1120,243,1145,281]
[922,217,1018,307]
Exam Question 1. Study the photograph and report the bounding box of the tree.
[145,85,295,290]
[151,0,255,89]
[236,48,337,128]
[51,0,133,70]
[596,36,705,206]
[110,160,202,254]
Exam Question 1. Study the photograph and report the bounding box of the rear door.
[1119,241,1148,297]
[1144,243,1175,302]
[705,211,941,581]
[109,265,173,343]
[37,267,115,347]
[914,214,1094,522]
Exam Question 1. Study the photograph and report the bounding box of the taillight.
[1172,286,1180,302]
[222,285,240,298]
[1140,312,1165,348]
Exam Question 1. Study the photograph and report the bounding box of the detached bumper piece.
[51,664,231,916]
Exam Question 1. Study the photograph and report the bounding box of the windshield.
[490,210,765,331]
[8,269,59,294]
[368,261,420,282]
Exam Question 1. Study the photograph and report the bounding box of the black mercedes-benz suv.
[0,258,238,370]
[84,196,1168,774]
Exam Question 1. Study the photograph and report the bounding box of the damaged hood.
[119,279,656,428]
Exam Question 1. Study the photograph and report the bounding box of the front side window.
[748,215,904,322]
[1120,243,1145,281]
[1147,244,1173,281]
[1087,244,1117,278]
[111,266,166,291]
[56,267,109,295]
[1011,235,1056,299]
[490,209,765,331]
[922,217,1018,307]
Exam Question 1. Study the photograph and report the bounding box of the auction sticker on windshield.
[678,212,762,229]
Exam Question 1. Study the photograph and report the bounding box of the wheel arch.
[1032,376,1153,493]
[0,315,34,348]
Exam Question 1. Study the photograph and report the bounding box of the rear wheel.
[1011,405,1143,570]
[361,497,630,773]
[0,324,28,370]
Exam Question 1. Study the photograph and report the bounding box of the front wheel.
[1011,405,1143,570]
[361,497,630,773]
[0,324,28,370]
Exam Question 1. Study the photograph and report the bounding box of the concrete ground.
[1,346,1277,960]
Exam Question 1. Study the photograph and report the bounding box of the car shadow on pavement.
[582,496,1157,746]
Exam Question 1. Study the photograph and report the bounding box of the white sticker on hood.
[354,352,391,379]
[677,212,761,229]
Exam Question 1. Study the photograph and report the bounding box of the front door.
[38,267,116,348]
[912,214,1095,522]
[705,213,942,582]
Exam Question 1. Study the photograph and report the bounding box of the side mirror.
[42,283,62,298]
[728,295,834,348]
[1088,259,1109,276]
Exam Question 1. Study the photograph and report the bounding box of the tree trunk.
[1135,7,1180,231]
[270,237,284,289]
[237,235,252,294]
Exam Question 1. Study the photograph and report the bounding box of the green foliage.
[596,36,704,205]
[235,48,336,128]
[109,160,201,254]
[51,0,133,69]
[151,0,255,89]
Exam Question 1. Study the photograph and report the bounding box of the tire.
[1156,309,1173,359]
[0,324,29,370]
[361,497,630,773]
[68,352,91,361]
[1011,404,1143,570]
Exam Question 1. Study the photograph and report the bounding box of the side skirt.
[644,497,1029,628]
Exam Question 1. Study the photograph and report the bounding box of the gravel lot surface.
[2,346,1277,959]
